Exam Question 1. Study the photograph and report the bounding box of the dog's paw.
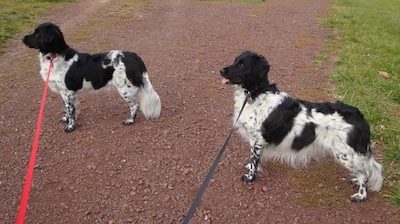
[349,177,359,185]
[241,174,255,182]
[64,125,75,133]
[243,162,253,171]
[350,193,366,202]
[60,116,68,123]
[122,119,135,126]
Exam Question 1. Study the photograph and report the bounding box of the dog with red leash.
[23,22,161,132]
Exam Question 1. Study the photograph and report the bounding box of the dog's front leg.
[60,91,76,132]
[242,138,263,182]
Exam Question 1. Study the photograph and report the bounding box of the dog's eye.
[239,63,244,68]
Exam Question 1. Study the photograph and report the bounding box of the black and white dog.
[23,23,161,132]
[220,51,383,202]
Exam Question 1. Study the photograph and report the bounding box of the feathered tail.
[367,156,383,192]
[139,72,161,119]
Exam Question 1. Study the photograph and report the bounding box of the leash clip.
[46,54,58,61]
[245,91,253,104]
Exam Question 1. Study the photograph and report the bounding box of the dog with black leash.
[220,51,383,202]
[23,22,161,132]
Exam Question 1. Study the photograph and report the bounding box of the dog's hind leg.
[334,147,370,202]
[116,86,140,125]
[60,91,76,132]
[124,99,139,125]
[242,137,264,182]
[349,170,368,202]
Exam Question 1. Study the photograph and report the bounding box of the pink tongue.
[221,78,230,84]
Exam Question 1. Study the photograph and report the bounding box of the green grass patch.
[324,0,400,207]
[201,0,265,3]
[0,0,73,53]
[314,53,329,65]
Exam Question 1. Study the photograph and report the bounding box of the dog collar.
[244,84,280,103]
[46,54,58,61]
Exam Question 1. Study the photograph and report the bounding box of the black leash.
[182,97,248,224]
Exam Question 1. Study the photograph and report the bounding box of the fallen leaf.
[379,71,391,79]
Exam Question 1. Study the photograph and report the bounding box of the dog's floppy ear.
[37,23,68,54]
[252,54,270,75]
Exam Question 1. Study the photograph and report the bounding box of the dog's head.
[22,22,68,54]
[220,51,271,92]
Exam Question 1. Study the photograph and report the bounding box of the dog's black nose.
[22,36,29,45]
[220,68,226,75]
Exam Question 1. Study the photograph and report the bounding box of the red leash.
[16,55,56,224]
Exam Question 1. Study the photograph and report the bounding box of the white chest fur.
[233,87,287,141]
[39,53,78,93]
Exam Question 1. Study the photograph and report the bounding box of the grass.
[201,0,265,2]
[314,53,329,65]
[324,0,400,207]
[0,0,74,53]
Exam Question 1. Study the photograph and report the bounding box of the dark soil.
[0,0,399,223]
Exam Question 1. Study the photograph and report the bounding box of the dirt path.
[1,0,399,223]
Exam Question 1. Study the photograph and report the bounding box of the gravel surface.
[0,0,399,223]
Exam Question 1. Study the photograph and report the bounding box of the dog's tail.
[138,72,161,119]
[367,154,383,192]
